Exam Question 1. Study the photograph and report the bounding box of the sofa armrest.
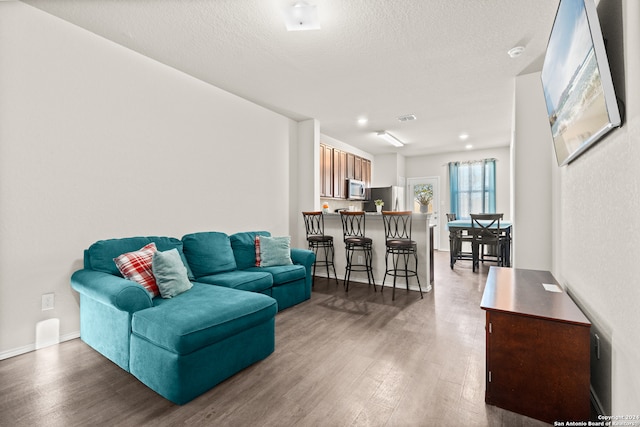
[290,248,315,289]
[291,247,315,268]
[71,269,153,314]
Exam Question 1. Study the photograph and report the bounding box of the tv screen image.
[541,0,621,166]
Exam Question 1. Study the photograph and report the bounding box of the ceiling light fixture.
[376,131,404,147]
[507,46,525,58]
[465,144,473,150]
[459,132,469,140]
[283,1,320,31]
[357,117,368,125]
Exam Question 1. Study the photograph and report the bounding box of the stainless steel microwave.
[347,179,366,200]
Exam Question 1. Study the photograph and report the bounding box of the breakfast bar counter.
[320,212,432,293]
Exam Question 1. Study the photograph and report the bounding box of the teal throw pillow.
[258,235,293,267]
[152,249,193,298]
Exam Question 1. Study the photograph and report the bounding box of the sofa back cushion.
[230,231,271,270]
[86,236,194,279]
[182,232,237,277]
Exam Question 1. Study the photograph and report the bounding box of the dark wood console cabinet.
[480,267,591,424]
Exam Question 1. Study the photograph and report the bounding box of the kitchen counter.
[320,212,432,293]
[322,211,430,218]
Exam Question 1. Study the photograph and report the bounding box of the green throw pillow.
[152,249,193,298]
[259,236,293,267]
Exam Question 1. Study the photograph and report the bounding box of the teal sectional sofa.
[71,231,314,404]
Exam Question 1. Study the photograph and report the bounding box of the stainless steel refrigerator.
[364,186,405,212]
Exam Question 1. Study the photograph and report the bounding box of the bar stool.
[302,211,339,286]
[339,211,375,293]
[382,211,423,301]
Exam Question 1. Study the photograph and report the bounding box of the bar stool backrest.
[340,211,366,240]
[382,211,413,241]
[302,211,326,238]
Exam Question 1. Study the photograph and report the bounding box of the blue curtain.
[448,159,496,219]
[449,162,459,216]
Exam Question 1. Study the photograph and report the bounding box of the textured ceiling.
[23,0,560,156]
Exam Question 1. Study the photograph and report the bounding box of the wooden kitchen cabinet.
[320,143,333,197]
[480,267,591,424]
[362,159,371,187]
[333,149,346,198]
[320,142,371,199]
[346,153,355,180]
[354,156,362,180]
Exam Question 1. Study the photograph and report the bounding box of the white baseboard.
[313,273,432,293]
[0,331,80,361]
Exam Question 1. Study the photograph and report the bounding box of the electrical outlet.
[42,293,54,311]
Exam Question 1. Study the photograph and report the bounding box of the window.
[449,159,496,219]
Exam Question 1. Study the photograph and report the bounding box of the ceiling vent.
[397,114,417,122]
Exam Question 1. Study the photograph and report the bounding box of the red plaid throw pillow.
[255,235,261,267]
[114,242,159,297]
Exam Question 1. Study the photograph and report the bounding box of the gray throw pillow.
[152,249,193,298]
[259,236,293,267]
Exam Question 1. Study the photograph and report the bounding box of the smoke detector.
[397,114,417,122]
[508,46,525,58]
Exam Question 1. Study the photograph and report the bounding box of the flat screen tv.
[541,0,621,166]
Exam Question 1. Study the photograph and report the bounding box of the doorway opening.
[407,176,440,250]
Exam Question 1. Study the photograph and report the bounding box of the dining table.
[447,219,513,269]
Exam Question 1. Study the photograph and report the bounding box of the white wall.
[293,119,319,248]
[405,146,511,253]
[512,72,555,271]
[320,133,373,162]
[556,0,640,414]
[372,153,406,187]
[0,3,296,357]
[513,0,640,414]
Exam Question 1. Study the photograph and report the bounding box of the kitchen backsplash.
[320,198,364,212]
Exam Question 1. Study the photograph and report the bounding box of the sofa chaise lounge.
[71,231,314,404]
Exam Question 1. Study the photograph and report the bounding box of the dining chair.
[340,211,375,293]
[447,213,474,269]
[470,213,506,272]
[477,212,505,265]
[381,211,423,301]
[302,211,339,286]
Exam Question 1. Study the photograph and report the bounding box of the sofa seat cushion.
[196,271,273,293]
[244,264,306,286]
[132,283,277,355]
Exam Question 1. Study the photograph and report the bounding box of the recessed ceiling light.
[507,46,525,58]
[459,133,469,140]
[357,117,368,125]
[465,144,473,150]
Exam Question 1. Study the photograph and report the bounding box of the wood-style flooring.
[0,252,551,426]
